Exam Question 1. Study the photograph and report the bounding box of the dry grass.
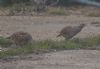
[42,7,68,16]
[0,5,100,16]
[87,11,100,17]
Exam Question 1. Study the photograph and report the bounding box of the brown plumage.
[7,31,33,46]
[57,24,85,40]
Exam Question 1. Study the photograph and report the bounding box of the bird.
[57,24,86,40]
[7,31,33,46]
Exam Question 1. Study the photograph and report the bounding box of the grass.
[1,5,100,16]
[0,36,100,58]
[0,37,14,48]
[0,4,35,16]
[87,11,100,17]
[0,4,68,16]
[45,7,68,16]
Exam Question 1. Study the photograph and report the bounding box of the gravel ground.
[0,50,100,69]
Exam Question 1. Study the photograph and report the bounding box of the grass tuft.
[45,7,68,16]
[0,36,100,58]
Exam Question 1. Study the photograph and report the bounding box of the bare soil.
[0,15,100,40]
[0,50,100,69]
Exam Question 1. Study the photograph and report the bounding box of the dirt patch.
[0,16,100,40]
[0,50,100,69]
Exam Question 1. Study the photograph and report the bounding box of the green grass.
[0,37,14,48]
[0,36,100,58]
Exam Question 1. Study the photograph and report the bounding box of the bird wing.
[60,26,72,34]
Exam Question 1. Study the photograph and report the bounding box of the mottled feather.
[57,24,85,40]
